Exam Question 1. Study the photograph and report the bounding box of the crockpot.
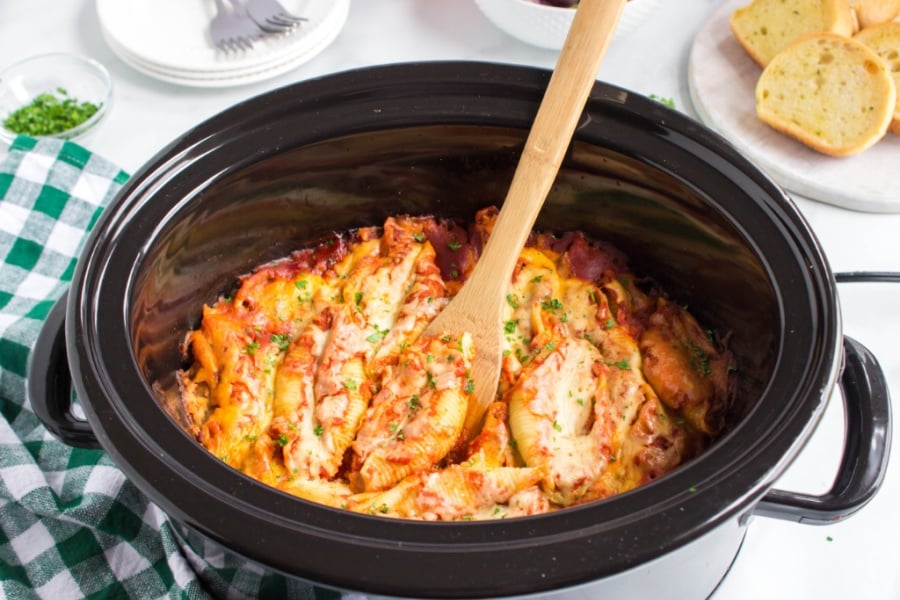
[28,62,891,599]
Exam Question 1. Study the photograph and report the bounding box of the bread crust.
[851,0,900,28]
[755,32,895,155]
[854,21,900,134]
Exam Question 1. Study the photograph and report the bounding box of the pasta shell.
[415,464,544,521]
[507,337,612,505]
[353,333,473,492]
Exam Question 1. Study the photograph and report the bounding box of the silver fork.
[245,0,307,30]
[209,0,260,52]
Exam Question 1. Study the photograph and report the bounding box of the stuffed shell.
[178,208,735,520]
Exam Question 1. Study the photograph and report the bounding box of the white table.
[2,1,898,598]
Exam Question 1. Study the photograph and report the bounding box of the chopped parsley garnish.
[413,232,425,243]
[448,240,462,251]
[3,88,101,137]
[313,424,324,436]
[540,298,563,312]
[503,320,517,334]
[276,433,289,447]
[342,379,358,391]
[687,339,712,375]
[244,341,260,355]
[408,395,421,410]
[648,94,676,109]
[369,503,391,514]
[366,325,389,343]
[506,294,519,309]
[270,334,290,350]
[464,378,475,394]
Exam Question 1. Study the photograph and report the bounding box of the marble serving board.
[688,0,900,213]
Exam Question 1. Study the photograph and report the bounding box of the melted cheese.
[178,210,733,520]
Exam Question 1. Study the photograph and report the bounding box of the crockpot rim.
[65,61,842,597]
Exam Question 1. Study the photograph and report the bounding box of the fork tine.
[210,0,271,53]
[252,15,297,33]
[245,0,307,31]
[274,13,306,24]
[264,17,299,30]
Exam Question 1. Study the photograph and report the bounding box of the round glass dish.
[0,53,112,144]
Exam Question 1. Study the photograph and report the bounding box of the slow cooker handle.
[754,335,891,525]
[27,291,102,449]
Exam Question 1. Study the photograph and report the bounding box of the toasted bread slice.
[731,0,855,66]
[855,21,900,133]
[851,0,900,28]
[755,32,896,155]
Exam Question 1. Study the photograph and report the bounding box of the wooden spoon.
[422,0,628,435]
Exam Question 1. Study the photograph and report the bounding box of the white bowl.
[0,53,112,144]
[475,0,663,50]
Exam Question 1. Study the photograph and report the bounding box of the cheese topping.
[177,209,734,520]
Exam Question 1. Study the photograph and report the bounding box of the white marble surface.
[2,1,899,598]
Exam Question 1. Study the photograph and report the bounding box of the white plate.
[688,0,900,213]
[96,0,349,76]
[98,1,348,87]
[101,25,342,88]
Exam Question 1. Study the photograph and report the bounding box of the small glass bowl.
[475,0,663,50]
[0,53,113,144]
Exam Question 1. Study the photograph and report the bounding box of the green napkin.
[0,136,325,599]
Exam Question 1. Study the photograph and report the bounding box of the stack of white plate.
[96,0,350,88]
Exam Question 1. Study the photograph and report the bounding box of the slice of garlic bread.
[855,21,900,133]
[851,0,900,29]
[731,0,855,66]
[755,32,896,155]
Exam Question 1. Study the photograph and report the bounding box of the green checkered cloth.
[0,137,331,599]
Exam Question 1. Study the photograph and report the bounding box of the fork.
[209,0,261,52]
[245,0,307,30]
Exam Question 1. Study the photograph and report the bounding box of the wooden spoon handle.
[458,0,628,306]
